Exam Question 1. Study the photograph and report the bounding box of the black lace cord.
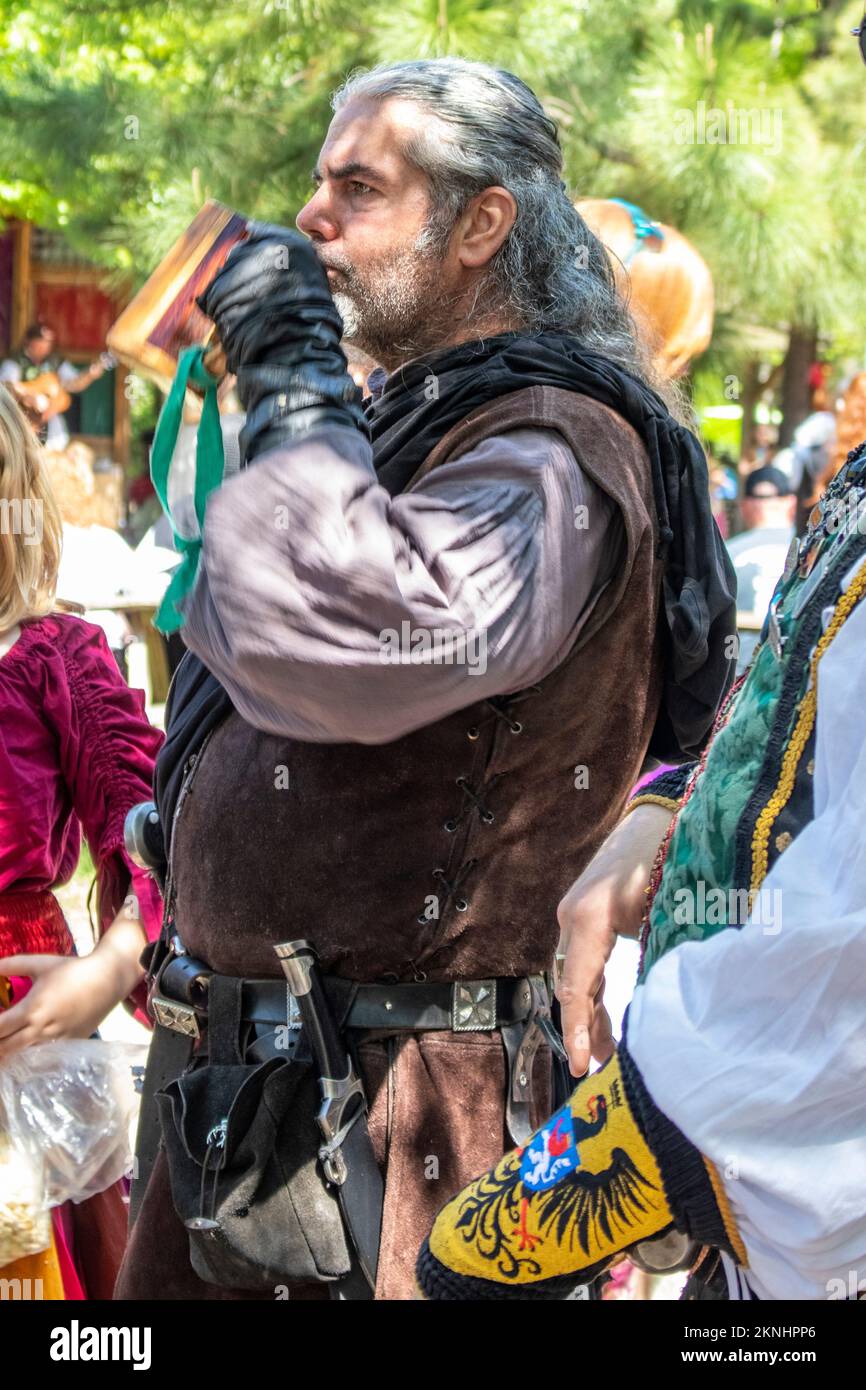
[209,1157,221,1226]
[430,858,477,914]
[466,685,542,740]
[412,859,478,970]
[444,773,501,834]
[197,1137,223,1226]
[416,684,543,923]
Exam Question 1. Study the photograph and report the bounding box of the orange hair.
[577,198,714,379]
[0,385,63,630]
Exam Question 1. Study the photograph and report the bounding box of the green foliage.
[1,0,865,389]
[72,838,95,884]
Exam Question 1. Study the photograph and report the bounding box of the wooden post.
[11,220,32,347]
[114,363,130,471]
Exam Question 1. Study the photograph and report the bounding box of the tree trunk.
[778,324,818,448]
[738,360,762,467]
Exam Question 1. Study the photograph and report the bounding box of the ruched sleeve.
[43,615,164,944]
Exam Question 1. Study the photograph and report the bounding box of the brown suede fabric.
[116,1032,550,1302]
[116,386,664,1301]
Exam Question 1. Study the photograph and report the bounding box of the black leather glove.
[197,221,368,463]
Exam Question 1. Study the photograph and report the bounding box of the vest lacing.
[410,861,479,978]
[443,688,542,833]
[430,859,478,915]
[465,686,542,742]
[443,774,501,834]
[412,685,543,951]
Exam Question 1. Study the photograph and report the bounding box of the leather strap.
[240,975,538,1033]
[128,1022,194,1229]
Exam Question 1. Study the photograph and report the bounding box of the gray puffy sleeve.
[180,423,624,742]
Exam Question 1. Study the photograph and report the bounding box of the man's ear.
[455,186,518,270]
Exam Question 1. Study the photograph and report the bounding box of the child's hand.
[0,952,134,1059]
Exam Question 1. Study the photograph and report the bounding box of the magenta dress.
[0,612,164,1296]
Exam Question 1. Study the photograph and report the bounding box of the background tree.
[2,0,865,449]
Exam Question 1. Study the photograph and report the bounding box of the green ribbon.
[149,346,225,634]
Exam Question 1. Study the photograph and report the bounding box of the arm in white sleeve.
[626,579,866,1299]
[180,423,623,743]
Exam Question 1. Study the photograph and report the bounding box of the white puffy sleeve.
[626,574,866,1300]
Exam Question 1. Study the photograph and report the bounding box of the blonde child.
[0,385,162,1298]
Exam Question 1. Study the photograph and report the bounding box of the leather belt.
[150,957,547,1036]
[148,958,563,1148]
[244,974,543,1034]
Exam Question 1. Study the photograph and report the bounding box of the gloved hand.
[197,221,368,463]
[415,1045,747,1299]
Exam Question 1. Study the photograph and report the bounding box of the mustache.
[315,250,356,280]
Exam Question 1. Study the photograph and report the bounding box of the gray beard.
[327,239,459,366]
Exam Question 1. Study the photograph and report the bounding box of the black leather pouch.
[156,974,351,1289]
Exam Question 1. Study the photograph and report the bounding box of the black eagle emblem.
[454,1093,660,1280]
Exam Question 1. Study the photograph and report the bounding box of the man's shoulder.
[431,384,646,471]
[434,422,584,481]
[467,383,639,433]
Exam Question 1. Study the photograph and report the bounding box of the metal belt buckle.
[151,995,201,1039]
[451,979,497,1031]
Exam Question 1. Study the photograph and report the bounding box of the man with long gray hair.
[118,58,735,1301]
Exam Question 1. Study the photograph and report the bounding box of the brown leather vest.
[172,386,665,984]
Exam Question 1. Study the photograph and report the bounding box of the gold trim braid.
[625,793,681,816]
[750,558,866,893]
[704,1157,750,1268]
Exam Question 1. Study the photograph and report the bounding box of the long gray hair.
[332,59,658,389]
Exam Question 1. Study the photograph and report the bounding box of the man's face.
[297,97,461,366]
[26,333,54,364]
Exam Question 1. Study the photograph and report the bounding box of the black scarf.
[155,331,736,832]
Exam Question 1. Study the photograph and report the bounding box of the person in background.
[575,199,714,381]
[801,370,866,530]
[707,451,738,540]
[0,322,105,450]
[736,463,797,536]
[0,385,163,1298]
[737,421,778,484]
[726,465,796,670]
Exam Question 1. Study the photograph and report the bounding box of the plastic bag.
[0,1128,50,1264]
[0,1040,147,1208]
